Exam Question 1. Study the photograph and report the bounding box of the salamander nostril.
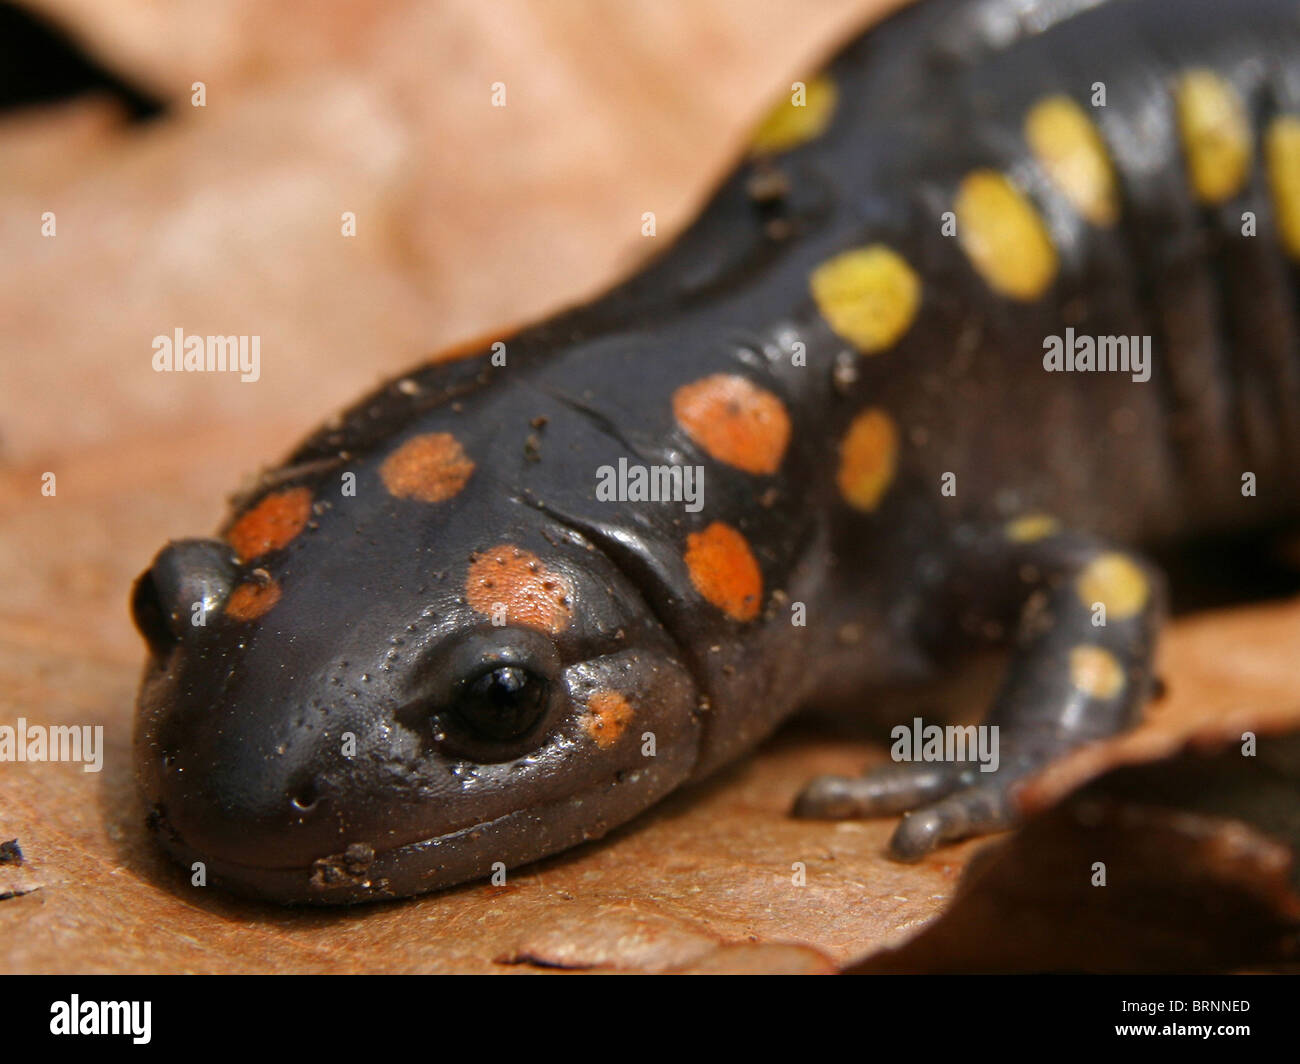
[289,779,320,814]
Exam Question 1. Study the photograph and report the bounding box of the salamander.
[131,0,1300,903]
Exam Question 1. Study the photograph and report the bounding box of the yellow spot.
[465,545,573,635]
[225,578,282,622]
[226,487,312,561]
[684,522,763,622]
[380,433,475,503]
[582,691,635,749]
[1076,553,1150,620]
[1068,645,1125,700]
[1005,513,1061,543]
[750,74,837,155]
[1266,115,1300,259]
[1024,95,1119,226]
[836,409,898,512]
[954,170,1058,301]
[1175,69,1252,205]
[673,375,791,474]
[810,245,921,354]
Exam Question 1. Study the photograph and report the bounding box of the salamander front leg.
[793,523,1166,860]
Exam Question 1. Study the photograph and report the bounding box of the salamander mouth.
[146,755,687,905]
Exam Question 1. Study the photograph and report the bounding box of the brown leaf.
[855,730,1300,972]
[4,0,1300,975]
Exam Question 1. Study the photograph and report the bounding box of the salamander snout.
[131,492,710,902]
[131,538,239,658]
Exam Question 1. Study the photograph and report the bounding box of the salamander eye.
[450,665,549,742]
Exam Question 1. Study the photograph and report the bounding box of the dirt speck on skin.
[309,842,376,889]
[0,840,23,865]
[745,164,791,204]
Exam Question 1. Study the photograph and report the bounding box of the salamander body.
[132,0,1300,902]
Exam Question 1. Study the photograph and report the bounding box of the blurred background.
[0,0,879,660]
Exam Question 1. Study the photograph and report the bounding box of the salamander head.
[131,441,701,903]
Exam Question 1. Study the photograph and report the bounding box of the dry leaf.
[3,0,1299,974]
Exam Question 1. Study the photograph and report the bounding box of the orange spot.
[465,544,574,634]
[684,522,762,622]
[836,409,899,511]
[583,691,635,749]
[673,375,790,475]
[225,578,282,622]
[226,487,312,561]
[380,433,475,503]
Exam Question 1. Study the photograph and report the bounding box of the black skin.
[132,0,1300,902]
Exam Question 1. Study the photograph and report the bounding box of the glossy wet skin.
[133,388,702,903]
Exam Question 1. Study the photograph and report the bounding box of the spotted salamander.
[132,0,1300,903]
